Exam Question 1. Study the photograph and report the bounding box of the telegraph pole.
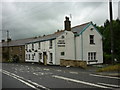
[109,0,114,64]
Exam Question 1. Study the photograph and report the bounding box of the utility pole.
[109,0,114,64]
[6,30,10,60]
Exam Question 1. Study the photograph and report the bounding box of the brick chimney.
[64,16,71,31]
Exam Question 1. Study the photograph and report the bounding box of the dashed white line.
[43,68,49,71]
[52,75,112,89]
[90,74,120,79]
[69,72,78,74]
[56,70,62,72]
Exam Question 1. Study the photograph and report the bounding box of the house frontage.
[25,17,103,65]
[1,38,35,63]
[71,21,103,65]
[25,30,75,65]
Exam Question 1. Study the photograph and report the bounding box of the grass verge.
[97,63,120,72]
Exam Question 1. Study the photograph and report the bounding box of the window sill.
[88,60,98,62]
[90,43,95,45]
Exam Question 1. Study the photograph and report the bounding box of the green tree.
[97,19,120,64]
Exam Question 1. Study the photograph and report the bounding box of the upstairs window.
[90,35,95,44]
[38,42,41,49]
[49,40,52,49]
[25,45,28,50]
[32,44,34,50]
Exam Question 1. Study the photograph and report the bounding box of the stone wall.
[60,59,87,68]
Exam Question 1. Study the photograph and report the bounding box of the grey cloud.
[2,2,118,40]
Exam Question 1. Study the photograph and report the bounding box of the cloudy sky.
[1,0,119,40]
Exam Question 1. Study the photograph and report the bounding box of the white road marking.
[33,73,38,76]
[98,82,120,88]
[52,75,112,89]
[0,69,49,90]
[56,70,62,72]
[1,70,37,89]
[69,72,78,74]
[90,74,120,79]
[43,68,49,71]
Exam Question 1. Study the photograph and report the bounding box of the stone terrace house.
[1,38,35,62]
[25,17,103,65]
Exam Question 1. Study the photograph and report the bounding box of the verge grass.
[97,63,120,72]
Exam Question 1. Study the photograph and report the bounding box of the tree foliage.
[97,18,120,64]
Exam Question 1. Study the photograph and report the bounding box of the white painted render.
[25,23,103,65]
[25,31,75,65]
[55,31,75,65]
[75,24,103,65]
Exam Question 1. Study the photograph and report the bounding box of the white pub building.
[25,17,103,65]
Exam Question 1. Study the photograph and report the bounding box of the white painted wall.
[55,31,75,65]
[75,24,103,65]
[25,39,56,64]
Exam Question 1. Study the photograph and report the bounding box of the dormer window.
[90,35,95,44]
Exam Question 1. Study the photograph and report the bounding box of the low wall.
[60,59,87,68]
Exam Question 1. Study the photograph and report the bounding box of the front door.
[43,52,47,65]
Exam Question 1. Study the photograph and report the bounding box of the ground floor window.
[32,54,34,60]
[49,53,53,63]
[29,54,30,60]
[39,53,42,60]
[61,52,65,56]
[88,52,96,60]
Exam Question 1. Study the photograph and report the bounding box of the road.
[1,63,120,89]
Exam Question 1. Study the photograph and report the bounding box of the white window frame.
[88,52,96,61]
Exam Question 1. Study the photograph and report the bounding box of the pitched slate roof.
[1,37,35,47]
[27,30,65,44]
[71,22,91,34]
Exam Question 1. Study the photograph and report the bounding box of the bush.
[7,59,13,63]
[103,53,112,64]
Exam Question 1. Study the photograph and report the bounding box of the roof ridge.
[71,21,91,29]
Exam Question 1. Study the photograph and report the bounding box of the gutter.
[81,32,83,61]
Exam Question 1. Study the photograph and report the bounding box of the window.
[39,53,42,60]
[50,53,53,63]
[29,54,30,60]
[25,45,28,50]
[88,52,96,60]
[90,35,95,44]
[32,44,34,50]
[11,47,13,52]
[49,40,52,49]
[20,47,22,51]
[61,52,65,56]
[32,54,34,60]
[61,35,65,39]
[26,54,27,60]
[38,42,41,49]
